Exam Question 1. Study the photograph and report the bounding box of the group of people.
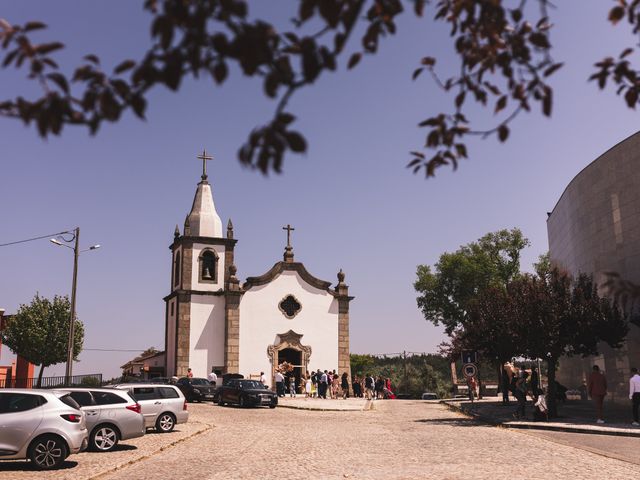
[499,363,640,425]
[263,369,395,400]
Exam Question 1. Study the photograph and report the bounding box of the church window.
[279,295,302,319]
[200,249,218,283]
[174,252,181,288]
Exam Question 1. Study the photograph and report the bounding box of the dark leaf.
[495,95,507,114]
[213,62,228,84]
[285,131,307,152]
[24,21,46,32]
[498,125,509,142]
[347,52,361,69]
[620,48,634,59]
[455,91,465,109]
[609,6,625,24]
[412,68,423,80]
[277,113,295,125]
[421,56,436,66]
[543,62,563,77]
[542,86,552,116]
[130,94,146,119]
[114,60,136,74]
[625,88,638,108]
[36,42,64,55]
[529,33,550,49]
[83,54,100,64]
[46,73,69,94]
[510,9,522,23]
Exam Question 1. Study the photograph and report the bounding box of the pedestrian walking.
[629,367,640,426]
[588,365,607,424]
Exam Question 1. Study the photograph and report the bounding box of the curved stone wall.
[547,131,640,400]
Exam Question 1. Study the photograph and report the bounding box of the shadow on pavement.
[0,460,78,471]
[111,444,137,451]
[414,417,481,427]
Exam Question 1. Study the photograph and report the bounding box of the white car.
[114,384,188,432]
[0,389,88,470]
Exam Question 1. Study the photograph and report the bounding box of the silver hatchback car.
[65,388,145,452]
[0,389,88,470]
[114,384,188,432]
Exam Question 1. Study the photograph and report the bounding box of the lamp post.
[50,227,100,385]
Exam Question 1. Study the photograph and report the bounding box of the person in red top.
[588,365,608,423]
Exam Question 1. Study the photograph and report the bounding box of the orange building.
[0,309,35,387]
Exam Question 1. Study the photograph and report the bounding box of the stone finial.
[284,245,294,263]
[174,224,180,239]
[227,218,234,239]
[227,263,240,290]
[335,268,348,295]
[183,214,191,236]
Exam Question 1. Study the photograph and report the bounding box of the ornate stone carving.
[266,330,312,384]
[278,294,302,319]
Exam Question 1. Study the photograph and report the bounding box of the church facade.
[164,155,353,386]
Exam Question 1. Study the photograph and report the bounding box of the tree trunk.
[546,357,558,418]
[36,363,45,388]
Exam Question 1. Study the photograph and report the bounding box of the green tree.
[1,294,84,386]
[414,228,529,335]
[513,269,628,417]
[1,2,638,177]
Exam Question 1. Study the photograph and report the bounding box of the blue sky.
[1,1,639,379]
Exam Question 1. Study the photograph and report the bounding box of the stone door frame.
[266,330,312,388]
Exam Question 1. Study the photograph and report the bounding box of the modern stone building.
[547,132,640,401]
[164,153,353,388]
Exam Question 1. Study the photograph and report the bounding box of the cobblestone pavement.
[3,401,639,480]
[0,416,210,480]
[103,401,639,480]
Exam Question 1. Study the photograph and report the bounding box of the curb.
[441,401,640,438]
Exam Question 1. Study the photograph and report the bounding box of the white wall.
[191,243,226,291]
[238,270,339,380]
[188,295,226,378]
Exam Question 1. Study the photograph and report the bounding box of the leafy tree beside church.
[1,294,84,386]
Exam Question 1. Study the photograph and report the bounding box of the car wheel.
[239,396,245,408]
[217,395,225,406]
[269,404,276,409]
[90,424,119,452]
[155,413,176,433]
[29,434,68,470]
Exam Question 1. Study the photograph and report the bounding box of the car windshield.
[191,378,211,385]
[239,380,264,390]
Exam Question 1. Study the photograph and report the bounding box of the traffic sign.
[461,350,477,364]
[462,363,477,378]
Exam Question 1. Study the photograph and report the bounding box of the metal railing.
[0,373,103,389]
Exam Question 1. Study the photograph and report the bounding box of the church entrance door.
[277,348,302,394]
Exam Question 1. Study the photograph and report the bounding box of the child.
[289,377,296,398]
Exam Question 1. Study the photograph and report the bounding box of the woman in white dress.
[305,375,312,398]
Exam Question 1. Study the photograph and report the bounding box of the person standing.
[530,367,539,400]
[341,372,349,399]
[629,367,640,426]
[305,375,312,398]
[187,368,194,378]
[588,365,608,424]
[501,365,510,405]
[275,370,285,397]
[319,370,328,399]
[207,367,218,386]
[260,371,267,386]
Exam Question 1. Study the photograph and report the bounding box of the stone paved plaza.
[2,400,639,479]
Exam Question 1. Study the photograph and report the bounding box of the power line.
[0,230,72,247]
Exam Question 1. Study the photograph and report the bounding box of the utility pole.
[65,227,80,385]
[403,350,407,394]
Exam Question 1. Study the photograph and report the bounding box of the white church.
[163,152,353,387]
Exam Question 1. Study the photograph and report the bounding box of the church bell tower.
[164,151,237,377]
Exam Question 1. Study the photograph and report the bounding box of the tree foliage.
[1,294,84,385]
[350,353,452,399]
[1,1,636,177]
[414,227,529,334]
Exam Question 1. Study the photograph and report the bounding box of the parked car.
[114,384,188,433]
[176,377,217,402]
[215,379,277,408]
[64,388,145,452]
[0,389,88,470]
[149,377,173,385]
[421,392,439,400]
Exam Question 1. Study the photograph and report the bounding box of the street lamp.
[50,227,100,385]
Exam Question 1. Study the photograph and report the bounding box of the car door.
[69,391,99,432]
[0,393,45,455]
[131,387,162,427]
[226,380,239,404]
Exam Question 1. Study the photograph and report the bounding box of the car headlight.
[193,388,201,394]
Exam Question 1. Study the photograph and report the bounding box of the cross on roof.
[283,224,295,247]
[197,149,213,180]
